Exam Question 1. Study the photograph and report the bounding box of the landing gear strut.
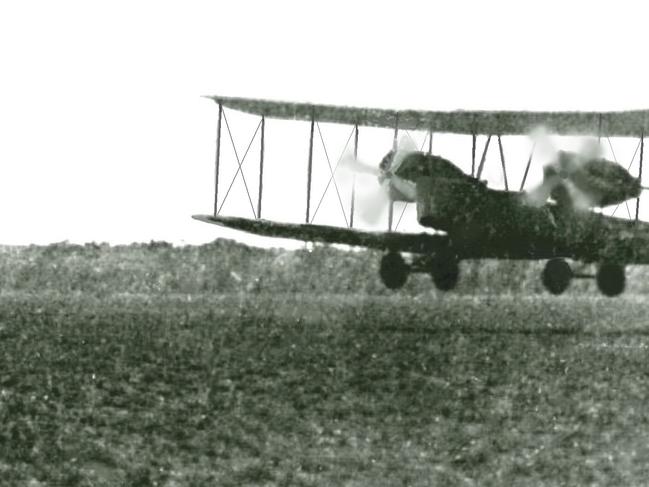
[542,258,572,295]
[378,251,461,291]
[596,263,625,297]
[379,252,409,289]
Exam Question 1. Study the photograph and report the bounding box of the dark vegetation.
[3,239,649,296]
[1,240,649,485]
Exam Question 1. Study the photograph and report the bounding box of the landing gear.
[429,252,460,291]
[379,251,461,291]
[596,263,625,297]
[542,258,572,295]
[379,252,409,289]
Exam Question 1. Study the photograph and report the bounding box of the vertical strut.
[257,115,265,219]
[392,114,399,151]
[476,135,491,180]
[213,103,223,216]
[519,142,535,191]
[428,129,433,155]
[390,114,399,231]
[350,124,358,228]
[305,117,315,223]
[598,114,603,143]
[497,135,508,191]
[636,132,644,222]
[471,133,476,177]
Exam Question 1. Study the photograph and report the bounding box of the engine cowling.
[548,152,641,207]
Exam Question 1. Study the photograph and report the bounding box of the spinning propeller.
[340,136,418,224]
[523,128,641,209]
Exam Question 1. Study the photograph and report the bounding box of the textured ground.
[1,292,649,486]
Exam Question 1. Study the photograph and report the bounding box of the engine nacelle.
[548,152,641,207]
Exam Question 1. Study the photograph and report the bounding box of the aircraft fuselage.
[395,152,649,264]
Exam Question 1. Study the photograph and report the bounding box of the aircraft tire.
[379,252,409,290]
[596,263,625,297]
[430,253,460,291]
[542,258,572,295]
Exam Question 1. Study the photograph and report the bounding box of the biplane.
[193,96,648,296]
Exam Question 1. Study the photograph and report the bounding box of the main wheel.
[542,258,572,295]
[430,253,460,291]
[379,252,409,289]
[596,263,625,297]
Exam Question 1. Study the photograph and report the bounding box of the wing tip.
[192,214,218,224]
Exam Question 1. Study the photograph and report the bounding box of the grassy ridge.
[2,239,648,295]
[2,293,649,485]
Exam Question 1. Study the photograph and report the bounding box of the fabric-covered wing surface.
[207,95,649,137]
[192,215,448,254]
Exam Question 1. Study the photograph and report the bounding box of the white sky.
[0,0,648,246]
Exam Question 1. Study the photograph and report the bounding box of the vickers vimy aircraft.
[193,96,648,296]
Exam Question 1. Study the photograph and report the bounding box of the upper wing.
[193,214,448,254]
[207,95,649,137]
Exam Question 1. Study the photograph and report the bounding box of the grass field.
[2,290,649,486]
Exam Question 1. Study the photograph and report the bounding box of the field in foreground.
[2,293,649,485]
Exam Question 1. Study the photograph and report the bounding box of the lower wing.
[192,215,448,254]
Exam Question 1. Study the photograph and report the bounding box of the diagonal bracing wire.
[403,130,417,149]
[403,130,430,152]
[310,126,355,222]
[309,124,350,226]
[519,142,536,191]
[394,201,409,231]
[606,136,632,218]
[421,132,430,152]
[609,137,641,219]
[476,135,492,180]
[217,113,261,217]
[404,130,429,152]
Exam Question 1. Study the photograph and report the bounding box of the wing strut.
[305,116,315,223]
[350,124,359,228]
[471,133,476,177]
[257,115,265,218]
[388,114,400,231]
[476,135,492,179]
[213,103,223,217]
[637,131,645,222]
[519,142,535,191]
[497,135,509,191]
